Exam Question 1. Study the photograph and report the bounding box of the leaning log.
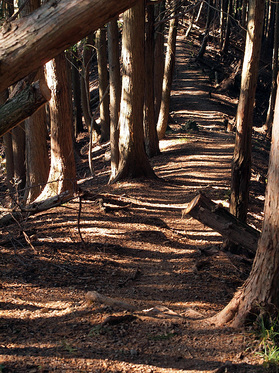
[0,80,51,137]
[183,193,260,253]
[0,190,75,226]
[0,0,138,93]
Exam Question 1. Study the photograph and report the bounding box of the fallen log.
[0,190,75,226]
[0,80,51,137]
[183,193,260,253]
[85,291,183,319]
[0,0,138,93]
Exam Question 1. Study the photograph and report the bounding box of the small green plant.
[181,120,199,133]
[61,339,77,354]
[223,188,231,201]
[254,312,279,367]
[88,324,103,336]
[177,137,189,143]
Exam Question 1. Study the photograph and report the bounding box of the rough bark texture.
[0,90,14,191]
[12,124,26,193]
[71,50,83,136]
[154,2,165,123]
[210,76,279,327]
[96,27,110,142]
[36,53,76,200]
[19,0,50,204]
[110,2,156,183]
[0,0,138,92]
[221,0,232,54]
[24,103,49,204]
[156,3,178,140]
[144,3,160,158]
[108,18,121,181]
[197,0,212,59]
[80,34,95,131]
[230,0,265,222]
[0,81,51,137]
[264,0,279,135]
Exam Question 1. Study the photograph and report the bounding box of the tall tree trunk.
[154,1,165,123]
[221,0,232,54]
[21,0,49,204]
[2,0,25,195]
[71,50,83,137]
[220,0,228,46]
[1,0,14,193]
[144,2,160,157]
[0,90,14,192]
[108,18,121,181]
[12,124,25,195]
[24,74,50,203]
[197,0,213,59]
[36,53,76,200]
[156,1,178,141]
[230,0,265,222]
[80,34,95,131]
[264,0,279,136]
[210,73,279,327]
[96,27,110,142]
[110,1,156,183]
[241,0,248,28]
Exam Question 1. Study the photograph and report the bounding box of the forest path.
[0,35,268,373]
[153,35,237,206]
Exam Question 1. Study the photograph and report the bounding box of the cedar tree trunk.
[108,18,121,181]
[21,0,50,204]
[36,53,76,200]
[144,3,160,158]
[210,74,279,327]
[154,2,165,123]
[156,1,178,140]
[109,1,156,183]
[96,27,110,142]
[230,0,265,222]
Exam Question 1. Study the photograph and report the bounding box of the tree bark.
[108,18,121,181]
[12,124,26,193]
[154,2,165,123]
[110,1,156,183]
[264,0,279,136]
[221,0,232,54]
[197,0,213,59]
[156,1,178,140]
[35,53,76,200]
[209,74,279,327]
[230,0,265,222]
[96,27,110,142]
[0,81,51,137]
[0,90,14,191]
[71,50,83,137]
[144,3,160,158]
[0,0,139,93]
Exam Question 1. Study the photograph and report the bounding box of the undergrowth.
[253,311,279,370]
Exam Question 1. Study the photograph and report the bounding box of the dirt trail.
[0,36,268,372]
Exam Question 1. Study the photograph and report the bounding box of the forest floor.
[0,31,273,372]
